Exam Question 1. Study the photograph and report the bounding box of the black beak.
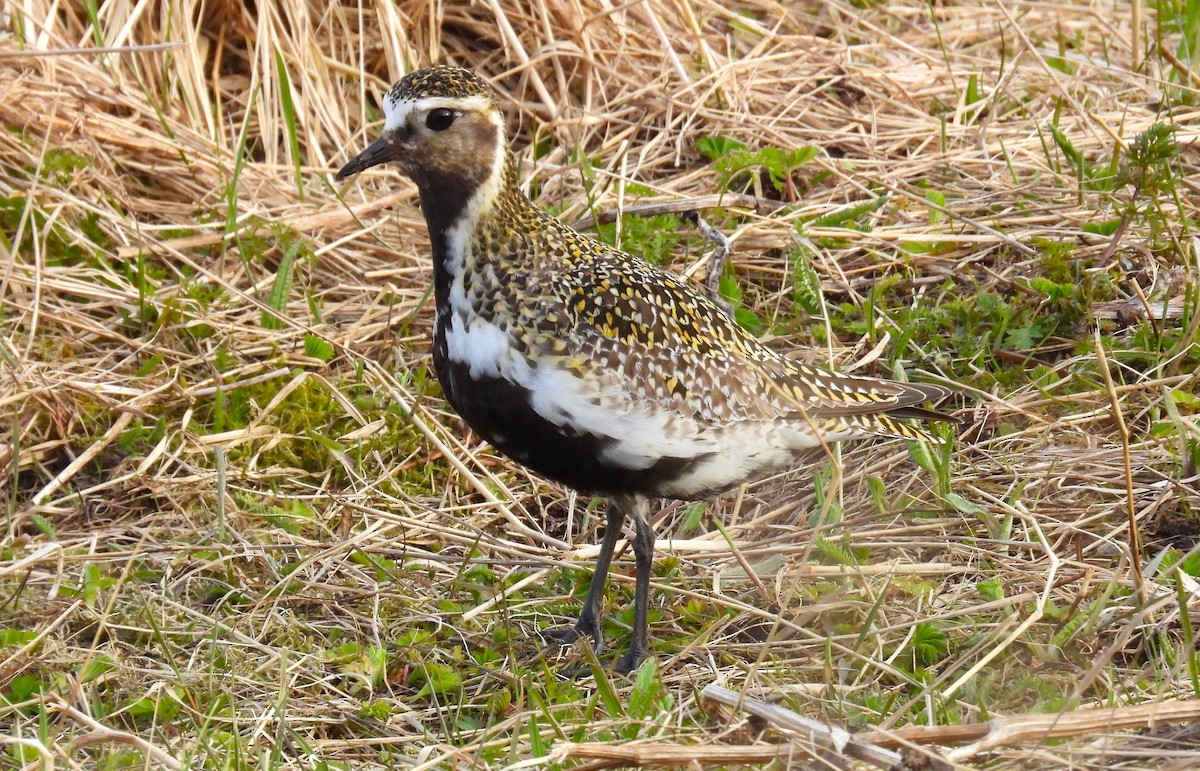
[335,135,399,181]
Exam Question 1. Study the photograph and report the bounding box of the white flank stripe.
[444,317,510,379]
[525,367,715,469]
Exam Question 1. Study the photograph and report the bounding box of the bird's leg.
[543,498,626,655]
[614,497,655,675]
[573,499,627,646]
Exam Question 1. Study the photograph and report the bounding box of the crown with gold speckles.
[386,65,497,104]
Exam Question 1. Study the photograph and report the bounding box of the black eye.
[426,108,457,131]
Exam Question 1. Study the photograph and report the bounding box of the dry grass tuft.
[2,0,1199,768]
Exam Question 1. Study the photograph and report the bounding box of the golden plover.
[337,65,956,674]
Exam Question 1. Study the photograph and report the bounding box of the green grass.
[3,1,1200,768]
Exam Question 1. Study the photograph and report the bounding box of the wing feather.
[530,251,954,434]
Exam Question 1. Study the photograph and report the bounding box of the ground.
[2,0,1199,769]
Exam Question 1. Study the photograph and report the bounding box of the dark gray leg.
[614,497,654,674]
[543,498,626,654]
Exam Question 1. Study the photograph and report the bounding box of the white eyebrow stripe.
[412,94,493,113]
[382,93,498,131]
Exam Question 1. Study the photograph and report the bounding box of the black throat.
[418,182,476,313]
[409,126,509,312]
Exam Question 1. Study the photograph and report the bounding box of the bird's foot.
[613,644,649,676]
[537,616,607,679]
[540,617,602,655]
[540,624,651,677]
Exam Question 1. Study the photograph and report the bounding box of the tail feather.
[844,411,947,443]
[803,392,958,447]
[885,404,962,424]
[775,362,954,419]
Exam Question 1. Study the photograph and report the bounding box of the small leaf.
[413,661,459,698]
[926,189,946,224]
[788,145,820,167]
[628,657,663,721]
[814,534,856,566]
[867,476,887,513]
[28,513,56,538]
[6,674,44,702]
[275,48,304,197]
[790,244,823,315]
[965,72,981,104]
[83,562,106,607]
[262,237,301,330]
[78,654,117,683]
[910,622,948,664]
[680,502,707,533]
[591,659,625,718]
[528,714,546,756]
[976,577,1004,602]
[733,307,765,335]
[0,629,38,646]
[807,196,888,229]
[304,334,334,361]
[945,492,988,517]
[1026,277,1071,301]
[1118,123,1178,195]
[324,642,365,665]
[125,692,181,720]
[1150,421,1177,439]
[1180,550,1200,578]
[696,135,747,160]
[1049,124,1083,169]
[1170,389,1200,410]
[1004,324,1043,350]
[361,700,393,720]
[907,438,936,474]
[1082,219,1121,236]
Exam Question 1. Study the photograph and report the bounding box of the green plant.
[697,135,819,198]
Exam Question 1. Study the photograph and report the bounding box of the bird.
[336,65,956,674]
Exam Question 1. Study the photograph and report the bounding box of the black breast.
[431,329,709,498]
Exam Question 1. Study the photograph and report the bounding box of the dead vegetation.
[2,0,1199,768]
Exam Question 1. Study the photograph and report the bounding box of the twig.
[1132,0,1142,70]
[570,194,786,230]
[3,737,53,771]
[943,699,1200,761]
[699,684,906,769]
[1093,328,1147,604]
[553,741,869,768]
[51,695,183,770]
[874,179,1037,258]
[557,695,1200,768]
[1158,41,1200,88]
[0,42,187,58]
[31,411,134,505]
[852,698,1200,756]
[114,190,414,258]
[1094,204,1134,269]
[682,210,732,297]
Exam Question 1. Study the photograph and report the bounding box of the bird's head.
[336,66,506,197]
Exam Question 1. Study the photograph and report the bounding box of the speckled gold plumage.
[338,65,956,672]
[386,66,497,105]
[453,149,949,447]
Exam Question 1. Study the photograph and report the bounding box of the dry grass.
[2,0,1200,768]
